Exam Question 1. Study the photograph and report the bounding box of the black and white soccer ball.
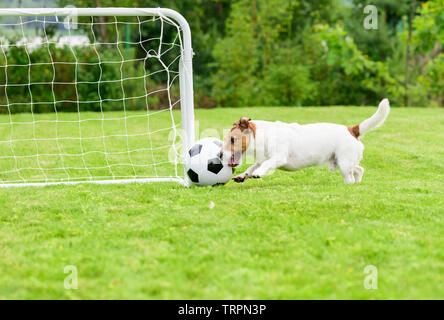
[184,138,233,186]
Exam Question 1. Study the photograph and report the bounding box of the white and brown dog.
[222,99,390,184]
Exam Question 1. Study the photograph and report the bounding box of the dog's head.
[222,117,255,168]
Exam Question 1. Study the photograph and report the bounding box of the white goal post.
[0,8,195,187]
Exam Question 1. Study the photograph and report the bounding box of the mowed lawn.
[0,106,443,299]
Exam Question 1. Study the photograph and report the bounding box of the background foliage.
[1,0,443,109]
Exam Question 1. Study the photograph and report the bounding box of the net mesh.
[0,13,185,185]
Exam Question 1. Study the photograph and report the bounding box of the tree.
[346,0,413,61]
[414,0,444,106]
[211,0,336,106]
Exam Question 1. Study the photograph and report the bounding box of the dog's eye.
[230,137,235,144]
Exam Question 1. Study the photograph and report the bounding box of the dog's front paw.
[233,175,246,183]
[251,174,261,179]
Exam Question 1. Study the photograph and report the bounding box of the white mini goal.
[0,8,195,187]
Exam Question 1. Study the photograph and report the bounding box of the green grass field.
[0,106,443,299]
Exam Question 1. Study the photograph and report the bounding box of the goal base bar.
[0,177,190,188]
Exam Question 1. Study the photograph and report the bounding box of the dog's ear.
[239,117,251,130]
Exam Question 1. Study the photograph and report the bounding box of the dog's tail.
[348,98,390,139]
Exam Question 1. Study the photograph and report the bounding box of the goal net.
[0,8,195,187]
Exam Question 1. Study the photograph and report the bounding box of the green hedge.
[0,41,178,113]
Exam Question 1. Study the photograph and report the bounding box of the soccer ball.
[184,138,233,186]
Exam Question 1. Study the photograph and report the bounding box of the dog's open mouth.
[228,153,240,167]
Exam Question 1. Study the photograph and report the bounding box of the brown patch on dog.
[248,121,256,138]
[232,117,251,131]
[347,124,360,139]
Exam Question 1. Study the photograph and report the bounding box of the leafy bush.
[307,24,396,106]
[418,53,444,106]
[261,44,315,106]
[212,19,396,107]
[0,40,176,113]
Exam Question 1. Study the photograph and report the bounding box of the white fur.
[360,98,390,136]
[228,99,390,184]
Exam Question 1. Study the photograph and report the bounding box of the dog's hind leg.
[336,143,363,184]
[353,165,364,183]
[338,159,355,184]
[328,154,338,171]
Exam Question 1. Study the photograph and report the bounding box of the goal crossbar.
[0,8,195,187]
